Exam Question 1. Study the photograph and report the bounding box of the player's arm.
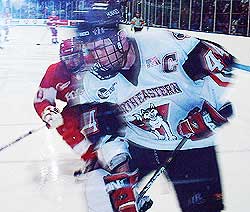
[56,102,131,204]
[46,16,52,26]
[57,102,128,171]
[131,18,136,30]
[34,63,63,129]
[182,39,235,81]
[65,102,150,212]
[140,18,145,26]
[175,37,235,140]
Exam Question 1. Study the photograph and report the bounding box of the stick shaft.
[138,137,188,199]
[233,63,250,72]
[0,125,45,152]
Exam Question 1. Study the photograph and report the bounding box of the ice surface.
[0,25,249,212]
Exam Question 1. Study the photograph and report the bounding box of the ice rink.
[0,25,250,212]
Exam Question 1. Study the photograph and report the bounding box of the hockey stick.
[0,125,46,152]
[138,137,188,199]
[233,63,250,72]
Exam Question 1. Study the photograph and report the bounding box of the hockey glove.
[79,102,126,145]
[41,106,64,129]
[177,101,230,140]
[104,170,139,212]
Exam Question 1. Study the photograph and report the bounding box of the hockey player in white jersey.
[34,2,235,212]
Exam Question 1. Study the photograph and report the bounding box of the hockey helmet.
[75,3,131,80]
[60,38,85,73]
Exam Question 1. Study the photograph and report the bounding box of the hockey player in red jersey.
[34,2,235,212]
[47,11,59,44]
[0,7,11,48]
[34,37,86,130]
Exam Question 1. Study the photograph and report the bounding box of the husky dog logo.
[131,103,177,140]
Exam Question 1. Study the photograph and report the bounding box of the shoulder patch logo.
[56,81,71,91]
[146,56,161,69]
[97,82,117,99]
[172,32,190,40]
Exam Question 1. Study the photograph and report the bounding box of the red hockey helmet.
[60,38,85,73]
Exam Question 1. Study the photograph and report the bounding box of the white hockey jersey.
[70,30,233,150]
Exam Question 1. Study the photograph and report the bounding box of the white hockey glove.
[41,106,64,129]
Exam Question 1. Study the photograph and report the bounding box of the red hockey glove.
[177,101,229,140]
[104,170,139,212]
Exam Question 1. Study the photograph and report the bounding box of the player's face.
[63,52,84,73]
[84,30,130,69]
[79,30,131,79]
[86,38,122,68]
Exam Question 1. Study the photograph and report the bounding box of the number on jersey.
[204,50,224,72]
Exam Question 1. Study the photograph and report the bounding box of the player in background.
[3,7,11,41]
[131,11,145,32]
[47,10,59,44]
[0,7,11,48]
[34,2,235,212]
[0,26,3,49]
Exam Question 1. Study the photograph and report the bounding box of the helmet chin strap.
[119,41,129,67]
[70,62,87,73]
[64,60,85,73]
[115,35,132,69]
